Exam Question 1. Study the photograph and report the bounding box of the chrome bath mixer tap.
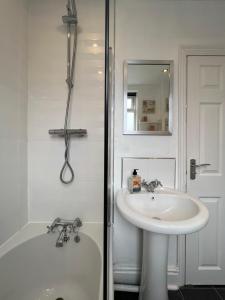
[47,217,82,247]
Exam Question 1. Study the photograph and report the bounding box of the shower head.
[62,15,78,24]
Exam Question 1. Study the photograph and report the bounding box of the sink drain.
[56,298,64,300]
[152,217,161,220]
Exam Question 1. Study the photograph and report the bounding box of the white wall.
[28,0,105,222]
[114,0,225,286]
[0,0,28,245]
[129,84,163,129]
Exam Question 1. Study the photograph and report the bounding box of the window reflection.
[126,92,137,131]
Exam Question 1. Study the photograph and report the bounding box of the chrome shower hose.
[60,2,78,184]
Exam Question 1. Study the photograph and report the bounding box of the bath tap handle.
[47,217,61,233]
[47,226,52,233]
[74,234,80,243]
[73,217,82,231]
[73,218,82,243]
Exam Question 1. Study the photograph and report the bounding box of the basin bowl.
[117,188,209,235]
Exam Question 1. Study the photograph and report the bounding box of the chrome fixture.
[62,15,77,24]
[48,129,87,137]
[190,159,211,180]
[142,179,162,193]
[56,225,70,247]
[49,0,87,185]
[47,217,82,247]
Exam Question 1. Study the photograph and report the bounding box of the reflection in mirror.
[124,61,173,135]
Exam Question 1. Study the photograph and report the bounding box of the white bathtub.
[0,222,103,300]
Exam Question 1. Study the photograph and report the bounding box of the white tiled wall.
[0,0,28,245]
[28,0,105,222]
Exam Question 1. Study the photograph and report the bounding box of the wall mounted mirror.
[123,60,173,135]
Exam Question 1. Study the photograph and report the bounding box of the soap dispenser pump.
[128,169,141,193]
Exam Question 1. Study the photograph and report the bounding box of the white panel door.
[186,56,225,284]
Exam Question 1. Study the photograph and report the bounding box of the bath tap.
[47,217,82,247]
[56,225,70,247]
[142,179,162,193]
[47,217,82,232]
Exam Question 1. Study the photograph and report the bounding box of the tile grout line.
[214,287,223,300]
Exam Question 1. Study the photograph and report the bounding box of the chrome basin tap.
[47,217,82,247]
[142,179,162,193]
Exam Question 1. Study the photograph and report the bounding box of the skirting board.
[113,264,180,287]
[114,284,179,292]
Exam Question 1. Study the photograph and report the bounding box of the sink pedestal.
[139,231,169,300]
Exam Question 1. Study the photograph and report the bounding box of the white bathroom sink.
[117,188,209,235]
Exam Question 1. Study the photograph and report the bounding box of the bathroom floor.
[114,286,225,300]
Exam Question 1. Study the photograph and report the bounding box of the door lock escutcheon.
[190,159,211,180]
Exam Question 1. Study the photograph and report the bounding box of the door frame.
[178,46,225,285]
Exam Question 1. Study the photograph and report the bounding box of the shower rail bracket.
[48,129,87,137]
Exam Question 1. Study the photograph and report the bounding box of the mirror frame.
[123,60,173,135]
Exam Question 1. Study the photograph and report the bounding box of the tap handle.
[47,225,57,233]
[74,234,81,243]
[47,226,52,233]
[141,179,148,186]
[47,217,61,233]
[156,179,162,186]
[73,217,82,229]
[52,217,61,225]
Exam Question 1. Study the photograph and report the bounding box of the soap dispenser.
[128,169,141,193]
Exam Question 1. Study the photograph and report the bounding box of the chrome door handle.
[196,163,211,168]
[190,159,211,180]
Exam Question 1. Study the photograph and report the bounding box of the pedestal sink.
[116,188,209,300]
